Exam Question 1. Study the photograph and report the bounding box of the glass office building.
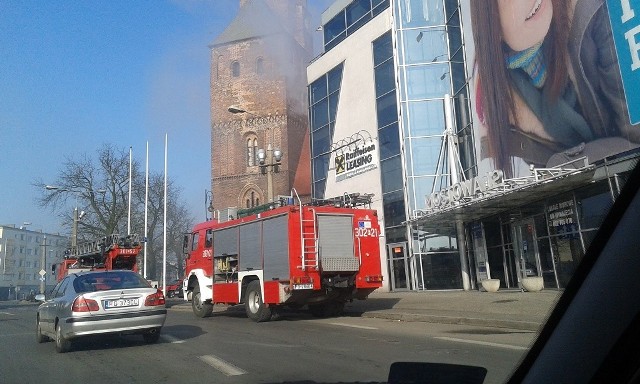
[308,0,469,291]
[308,0,640,292]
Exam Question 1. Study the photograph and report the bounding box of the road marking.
[434,336,528,351]
[199,355,247,376]
[236,341,298,348]
[160,334,185,344]
[329,322,378,330]
[0,333,33,339]
[0,312,15,315]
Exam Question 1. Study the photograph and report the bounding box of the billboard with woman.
[465,0,640,178]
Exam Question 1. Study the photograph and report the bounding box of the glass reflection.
[405,64,450,99]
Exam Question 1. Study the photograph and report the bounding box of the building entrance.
[388,243,410,290]
[513,218,540,282]
[512,216,558,289]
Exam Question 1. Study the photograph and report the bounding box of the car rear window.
[74,272,150,293]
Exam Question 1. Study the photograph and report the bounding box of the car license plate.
[293,283,313,290]
[104,298,139,309]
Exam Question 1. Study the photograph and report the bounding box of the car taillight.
[72,296,99,312]
[145,290,165,306]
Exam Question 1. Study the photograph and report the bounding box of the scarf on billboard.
[506,42,547,88]
[509,69,594,147]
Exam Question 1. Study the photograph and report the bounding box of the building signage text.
[425,170,504,211]
[335,143,377,182]
[547,199,578,238]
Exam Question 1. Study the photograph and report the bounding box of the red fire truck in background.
[53,234,142,282]
[182,192,383,322]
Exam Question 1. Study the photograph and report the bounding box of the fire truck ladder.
[292,189,319,271]
[72,234,119,258]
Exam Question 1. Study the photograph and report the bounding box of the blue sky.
[0,0,331,234]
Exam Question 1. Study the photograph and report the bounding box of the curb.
[168,303,542,331]
[358,311,542,331]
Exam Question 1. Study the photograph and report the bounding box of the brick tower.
[210,0,312,212]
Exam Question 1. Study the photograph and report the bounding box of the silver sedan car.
[36,270,167,353]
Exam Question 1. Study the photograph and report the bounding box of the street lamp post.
[257,144,283,202]
[227,106,284,202]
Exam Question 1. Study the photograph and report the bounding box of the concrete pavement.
[167,288,561,331]
[7,287,560,332]
[345,289,562,331]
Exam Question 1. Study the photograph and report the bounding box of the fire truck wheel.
[192,284,213,318]
[245,280,272,322]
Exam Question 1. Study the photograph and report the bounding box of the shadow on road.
[166,297,401,322]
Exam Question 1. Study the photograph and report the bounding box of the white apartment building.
[0,225,68,300]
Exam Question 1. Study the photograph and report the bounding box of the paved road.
[0,300,537,383]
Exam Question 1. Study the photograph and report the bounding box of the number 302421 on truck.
[181,192,384,322]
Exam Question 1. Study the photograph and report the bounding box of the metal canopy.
[409,166,597,233]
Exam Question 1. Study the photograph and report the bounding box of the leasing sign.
[335,143,378,182]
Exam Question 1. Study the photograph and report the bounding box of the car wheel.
[244,280,272,322]
[142,328,161,343]
[55,322,71,353]
[167,291,174,298]
[36,316,48,343]
[191,284,213,318]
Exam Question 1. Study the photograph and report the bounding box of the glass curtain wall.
[323,0,391,51]
[394,0,468,290]
[374,32,411,289]
[373,33,404,231]
[394,0,468,215]
[309,64,344,199]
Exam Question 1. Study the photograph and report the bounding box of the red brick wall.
[210,3,312,211]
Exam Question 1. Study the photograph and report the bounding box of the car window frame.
[54,276,72,298]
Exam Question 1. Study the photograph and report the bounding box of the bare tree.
[35,143,194,281]
[35,144,136,239]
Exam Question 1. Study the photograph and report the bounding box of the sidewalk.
[344,289,562,331]
[168,289,561,332]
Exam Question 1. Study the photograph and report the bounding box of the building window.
[216,55,223,79]
[246,137,258,166]
[243,190,260,208]
[231,61,240,77]
[256,57,264,75]
[323,0,390,51]
[308,63,344,199]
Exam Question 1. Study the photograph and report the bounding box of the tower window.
[247,137,258,166]
[232,61,240,77]
[256,58,264,75]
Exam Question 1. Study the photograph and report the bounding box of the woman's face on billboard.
[498,0,553,51]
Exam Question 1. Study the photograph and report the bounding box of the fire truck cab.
[182,192,383,322]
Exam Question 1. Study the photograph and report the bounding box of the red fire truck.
[182,192,383,322]
[53,234,142,282]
